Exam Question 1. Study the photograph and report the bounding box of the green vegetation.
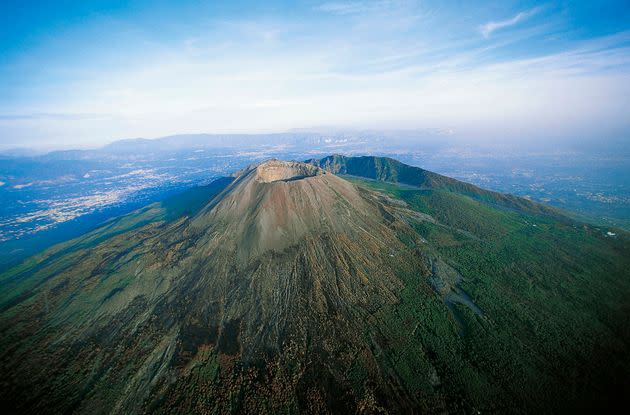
[347,175,630,412]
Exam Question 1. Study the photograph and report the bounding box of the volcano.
[1,156,629,414]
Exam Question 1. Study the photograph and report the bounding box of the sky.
[1,0,629,149]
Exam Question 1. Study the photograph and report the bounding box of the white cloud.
[479,7,541,38]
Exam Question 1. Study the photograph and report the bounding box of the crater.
[255,160,323,183]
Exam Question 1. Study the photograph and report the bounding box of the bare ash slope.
[192,160,381,261]
[0,160,435,413]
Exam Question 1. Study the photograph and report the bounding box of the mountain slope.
[1,157,629,414]
[0,160,426,413]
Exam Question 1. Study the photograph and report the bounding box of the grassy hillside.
[347,175,630,412]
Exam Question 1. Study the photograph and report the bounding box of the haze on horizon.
[1,0,629,149]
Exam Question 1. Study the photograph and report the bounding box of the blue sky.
[1,0,629,148]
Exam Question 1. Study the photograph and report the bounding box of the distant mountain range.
[1,156,629,413]
[1,129,457,160]
[6,132,374,161]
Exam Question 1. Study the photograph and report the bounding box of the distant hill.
[308,154,562,218]
[1,156,629,414]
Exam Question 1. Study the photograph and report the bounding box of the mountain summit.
[190,159,388,261]
[1,157,629,414]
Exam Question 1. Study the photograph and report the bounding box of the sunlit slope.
[1,158,629,414]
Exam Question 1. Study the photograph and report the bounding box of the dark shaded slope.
[348,176,630,413]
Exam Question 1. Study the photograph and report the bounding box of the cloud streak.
[0,113,111,121]
[479,7,541,38]
[315,0,412,15]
